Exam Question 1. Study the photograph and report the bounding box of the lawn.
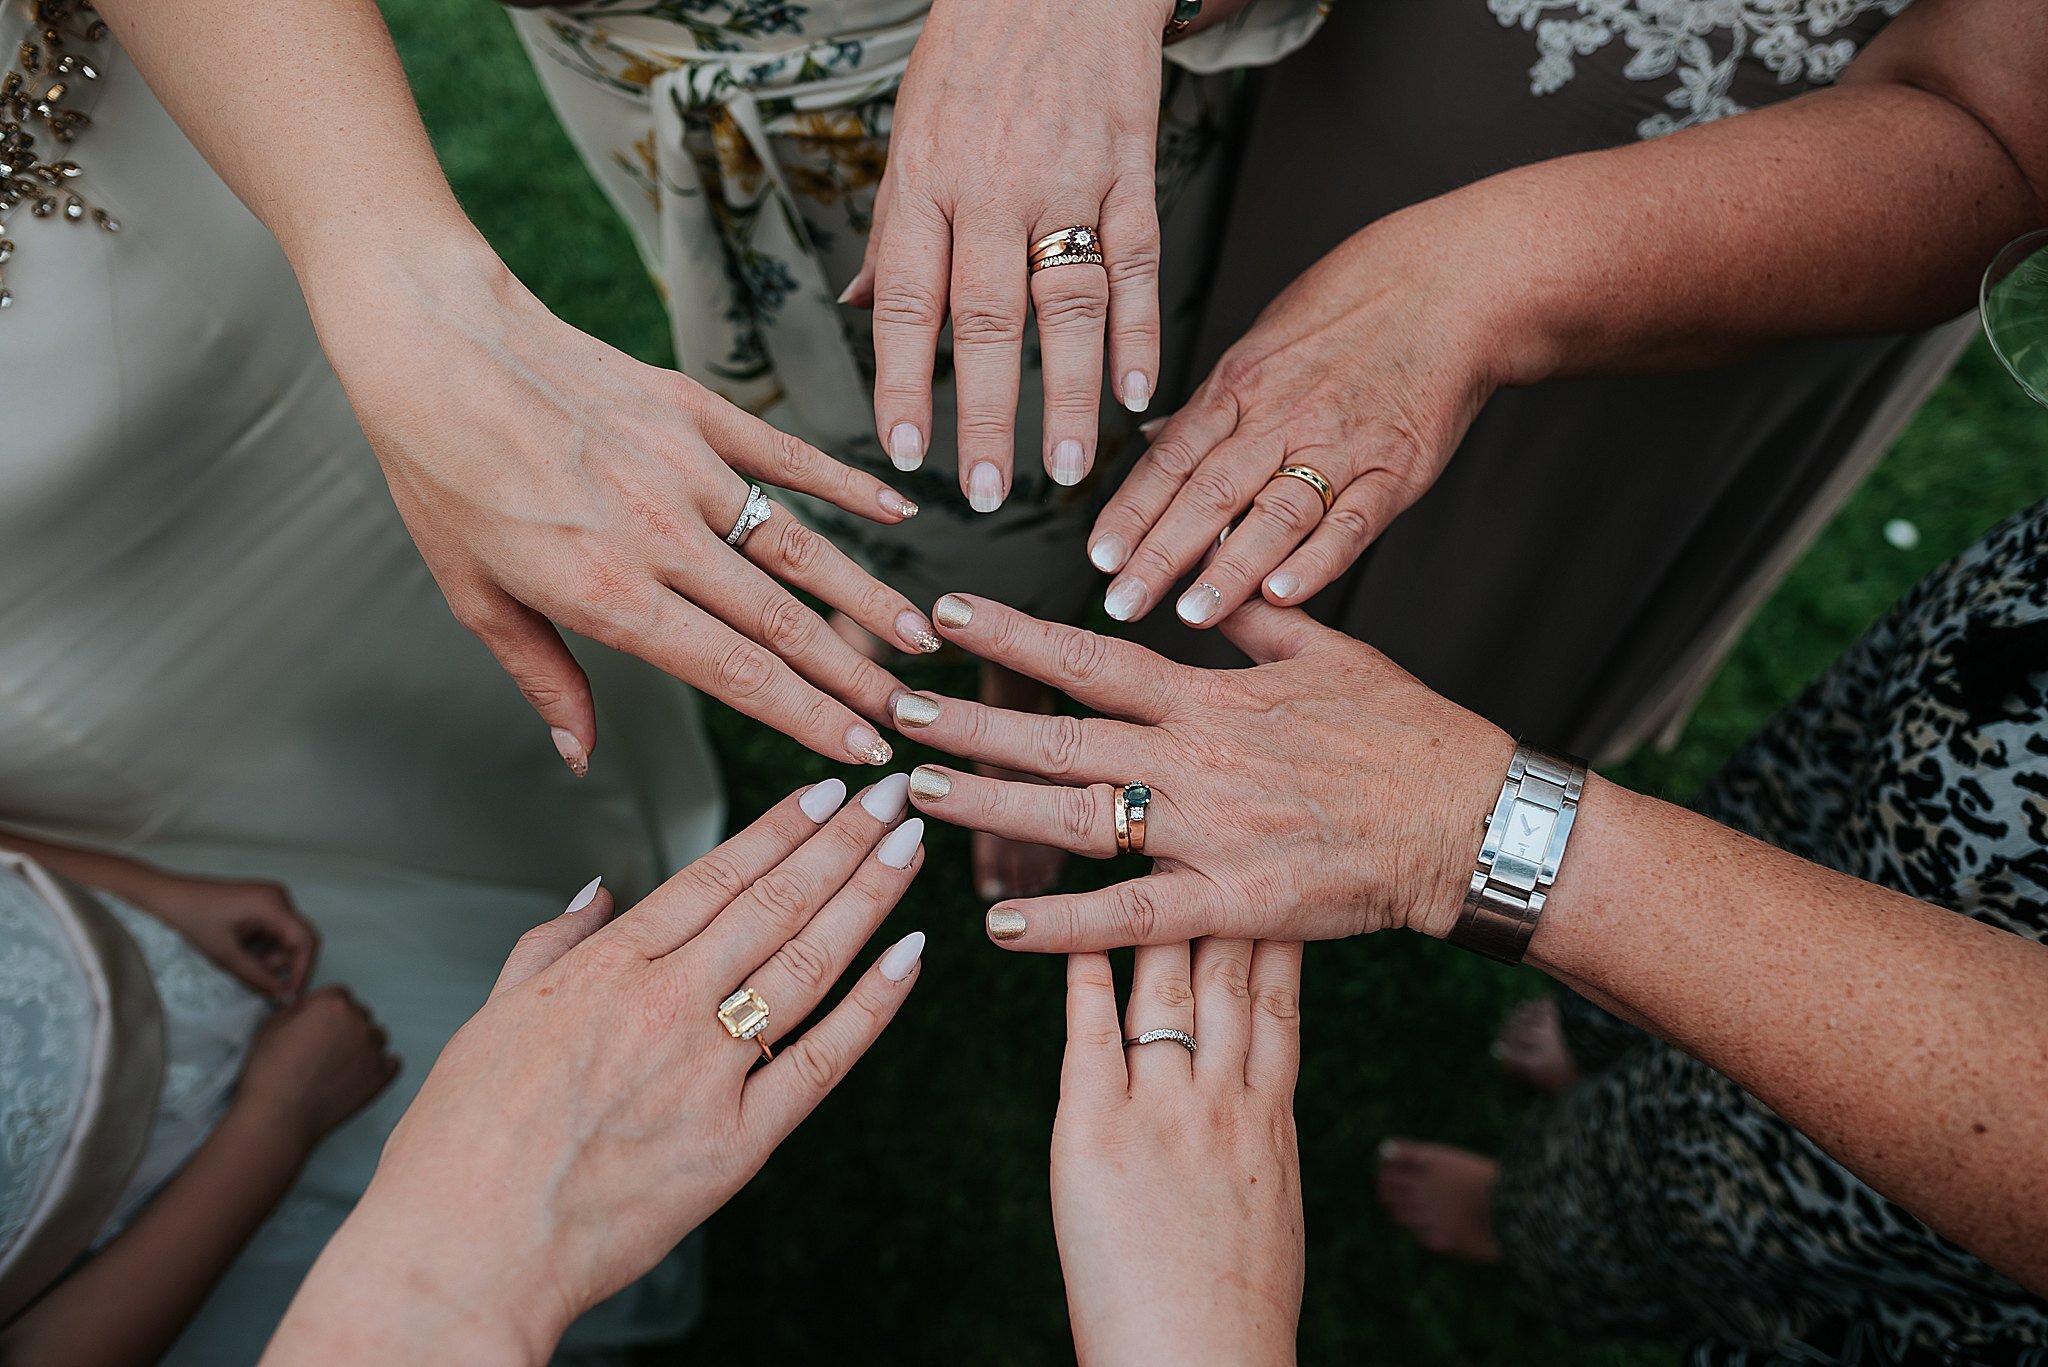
[377,4,2048,1361]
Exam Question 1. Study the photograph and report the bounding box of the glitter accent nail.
[895,693,942,728]
[1176,581,1222,625]
[934,594,974,629]
[987,908,1028,942]
[910,766,953,800]
[847,724,892,765]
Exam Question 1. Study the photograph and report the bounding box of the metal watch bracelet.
[1447,742,1588,966]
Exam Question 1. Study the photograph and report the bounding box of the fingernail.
[1176,581,1222,626]
[987,908,1028,942]
[565,875,603,914]
[847,724,892,766]
[862,771,911,821]
[880,488,919,519]
[1379,1139,1400,1161]
[799,777,847,823]
[877,817,924,870]
[1266,570,1301,601]
[1121,371,1152,413]
[896,610,941,653]
[878,929,926,981]
[888,423,924,472]
[977,876,1007,901]
[909,765,952,801]
[894,693,941,728]
[1089,535,1128,574]
[1050,439,1087,487]
[1103,579,1145,622]
[967,461,1004,514]
[550,727,590,778]
[836,278,859,305]
[934,593,973,629]
[1139,416,1165,439]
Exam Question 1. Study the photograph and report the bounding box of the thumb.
[490,877,615,1001]
[461,590,598,777]
[1217,597,1338,665]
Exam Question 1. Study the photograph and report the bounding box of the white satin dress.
[0,5,724,1358]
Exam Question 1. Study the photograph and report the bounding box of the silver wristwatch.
[1448,743,1587,965]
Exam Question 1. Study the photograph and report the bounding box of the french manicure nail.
[877,817,924,870]
[565,875,603,914]
[1138,416,1165,440]
[836,278,859,305]
[847,724,892,766]
[896,610,941,653]
[1121,371,1152,413]
[889,423,925,472]
[799,777,847,823]
[1266,570,1301,601]
[550,727,589,778]
[1176,581,1222,626]
[878,929,926,981]
[1050,439,1086,487]
[862,771,911,821]
[909,765,953,801]
[880,488,919,519]
[894,693,941,728]
[1103,579,1145,622]
[934,593,973,629]
[1088,535,1128,574]
[967,461,1004,513]
[987,908,1028,942]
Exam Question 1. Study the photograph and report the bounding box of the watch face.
[1499,801,1557,864]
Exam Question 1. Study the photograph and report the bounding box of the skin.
[896,593,2048,1296]
[1087,0,2048,626]
[93,0,935,774]
[261,782,928,1366]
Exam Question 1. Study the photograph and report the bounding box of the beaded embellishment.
[1,0,118,310]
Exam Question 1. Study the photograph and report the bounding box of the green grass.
[379,4,2048,1360]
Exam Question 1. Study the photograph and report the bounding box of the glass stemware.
[1980,228,2048,409]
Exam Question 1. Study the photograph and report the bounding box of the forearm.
[1519,777,2048,1292]
[0,829,163,906]
[0,1105,310,1367]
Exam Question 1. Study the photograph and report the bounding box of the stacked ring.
[1269,464,1335,513]
[1113,781,1151,855]
[1030,225,1105,273]
[725,484,775,548]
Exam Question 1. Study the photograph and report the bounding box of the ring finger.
[1123,940,1195,1086]
[1103,435,1283,624]
[1171,472,1329,627]
[1029,212,1109,489]
[740,504,941,656]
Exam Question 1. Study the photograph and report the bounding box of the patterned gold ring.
[1029,225,1105,273]
[1270,464,1336,514]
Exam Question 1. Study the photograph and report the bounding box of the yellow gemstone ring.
[717,985,774,1064]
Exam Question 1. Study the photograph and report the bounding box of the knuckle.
[573,564,652,640]
[1032,283,1108,332]
[1054,630,1114,687]
[1183,469,1247,520]
[777,523,827,578]
[757,595,819,657]
[1323,506,1376,547]
[1150,976,1197,1010]
[690,853,750,905]
[1213,353,1264,399]
[767,429,816,482]
[1059,788,1101,848]
[712,642,778,699]
[1144,437,1202,481]
[1206,955,1254,1001]
[748,869,815,926]
[1254,983,1301,1023]
[950,300,1025,347]
[871,282,944,331]
[1104,248,1160,293]
[1038,714,1088,781]
[1118,882,1165,943]
[769,934,835,998]
[784,1036,842,1094]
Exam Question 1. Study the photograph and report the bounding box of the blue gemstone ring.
[1113,781,1151,855]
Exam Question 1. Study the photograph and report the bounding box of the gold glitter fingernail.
[895,694,942,728]
[934,594,974,629]
[909,766,952,800]
[987,908,1027,942]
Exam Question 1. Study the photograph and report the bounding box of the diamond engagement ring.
[1124,1028,1197,1056]
[725,484,774,548]
[717,985,774,1064]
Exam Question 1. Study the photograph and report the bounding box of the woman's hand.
[263,778,928,1366]
[850,0,1169,506]
[308,240,935,773]
[1086,215,1511,626]
[896,593,1513,950]
[129,872,321,999]
[236,986,400,1150]
[1054,941,1305,1366]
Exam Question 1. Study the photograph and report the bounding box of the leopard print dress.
[1491,498,2048,1367]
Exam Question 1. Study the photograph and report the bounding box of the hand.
[120,870,320,999]
[1054,941,1304,1366]
[265,779,928,1365]
[236,987,400,1148]
[307,238,935,772]
[1085,213,1510,626]
[848,0,1167,505]
[897,593,1514,950]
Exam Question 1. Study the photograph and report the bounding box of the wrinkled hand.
[846,0,1167,505]
[130,872,320,998]
[1087,214,1510,626]
[237,986,400,1148]
[1054,941,1304,1366]
[896,593,1513,950]
[313,245,934,772]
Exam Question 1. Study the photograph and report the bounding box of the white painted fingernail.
[889,423,924,472]
[550,727,589,778]
[1121,371,1152,413]
[1266,571,1301,601]
[1379,1139,1399,1161]
[1089,535,1128,573]
[836,278,859,305]
[967,461,1004,513]
[1139,416,1165,440]
[1050,439,1087,487]
[896,610,941,653]
[877,817,924,870]
[862,771,911,821]
[1104,579,1145,622]
[799,777,847,823]
[879,929,926,981]
[565,875,603,914]
[846,725,891,766]
[1176,581,1222,625]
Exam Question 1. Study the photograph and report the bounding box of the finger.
[1172,473,1327,628]
[925,592,1192,723]
[1062,951,1127,1098]
[688,772,912,987]
[747,817,924,1049]
[1190,937,1255,1079]
[1100,175,1161,418]
[696,400,916,524]
[1084,387,1239,578]
[870,190,953,473]
[1260,469,1407,607]
[1108,432,1282,625]
[220,943,293,998]
[950,215,1028,513]
[1215,596,1344,666]
[490,878,618,1000]
[1124,940,1195,1087]
[984,873,1218,954]
[1244,940,1304,1097]
[837,170,894,310]
[742,931,924,1144]
[611,779,848,958]
[455,587,598,778]
[244,895,321,994]
[906,767,1119,856]
[1028,213,1109,489]
[743,507,940,656]
[891,692,1143,786]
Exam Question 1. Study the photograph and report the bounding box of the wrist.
[294,217,512,343]
[223,1090,326,1161]
[1402,721,1517,943]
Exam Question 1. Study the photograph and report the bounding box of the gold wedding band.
[1113,781,1151,855]
[1030,225,1105,273]
[1270,464,1335,514]
[716,986,775,1064]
